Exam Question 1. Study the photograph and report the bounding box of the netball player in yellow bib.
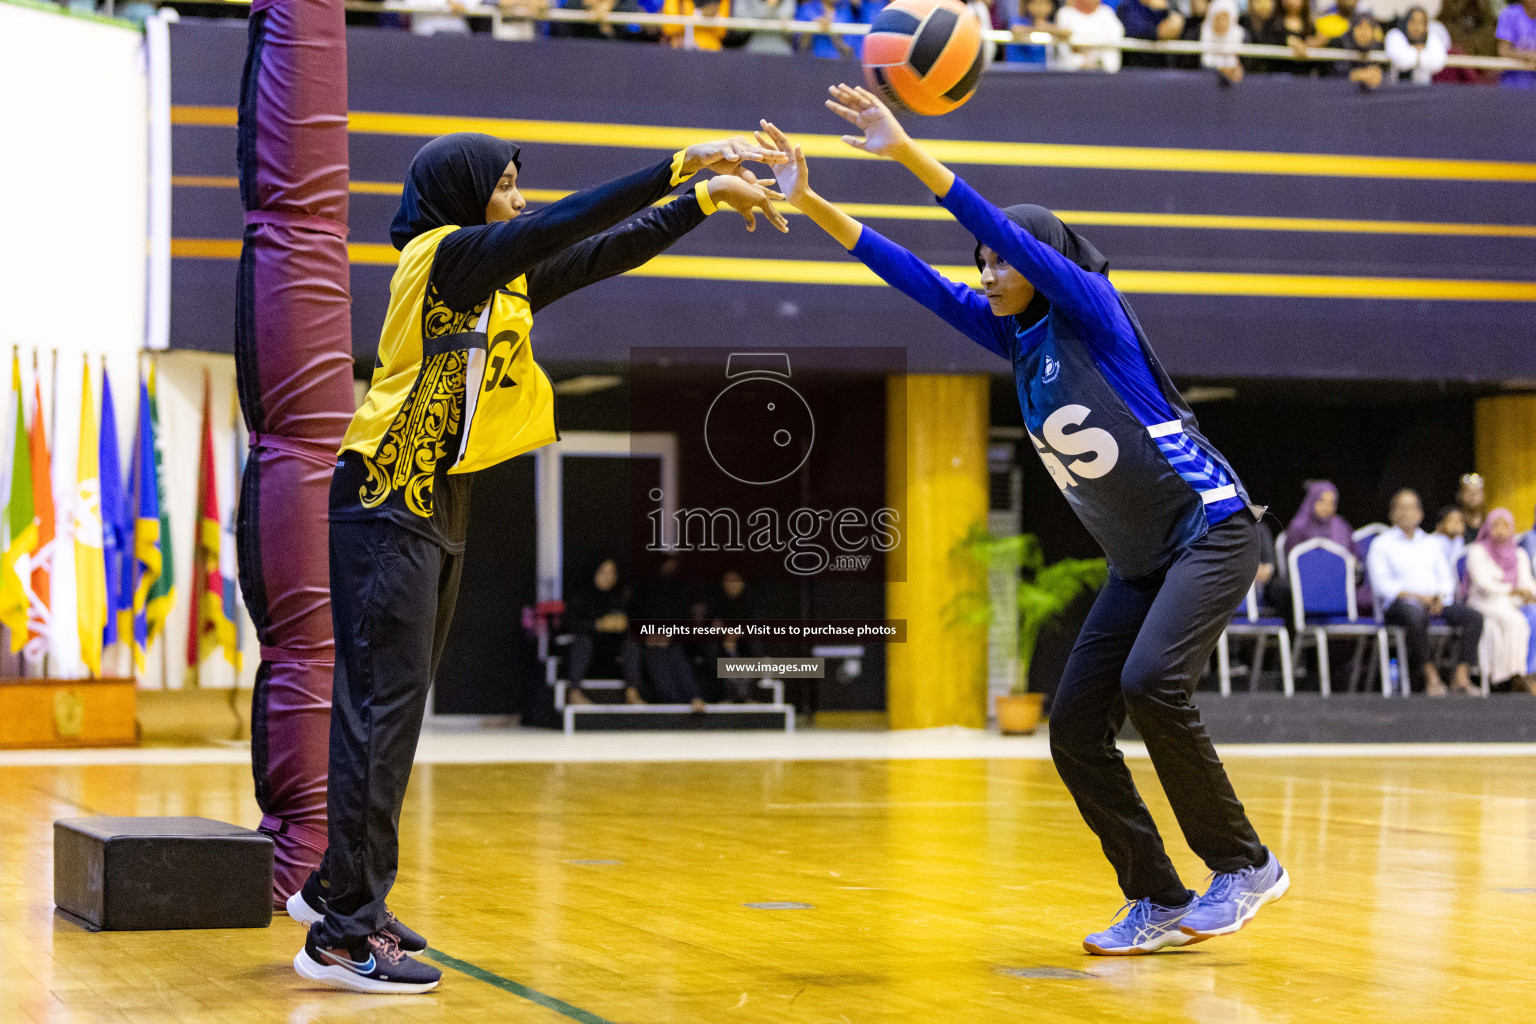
[291,132,786,994]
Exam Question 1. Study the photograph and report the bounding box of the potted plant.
[956,527,1108,735]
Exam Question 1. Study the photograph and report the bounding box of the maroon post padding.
[235,0,355,907]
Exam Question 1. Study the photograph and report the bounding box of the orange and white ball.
[862,0,985,116]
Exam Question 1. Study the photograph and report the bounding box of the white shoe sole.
[285,889,324,928]
[293,949,439,994]
[1084,922,1209,956]
[285,889,426,958]
[1180,868,1290,939]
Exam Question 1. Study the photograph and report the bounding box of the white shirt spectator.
[1367,526,1456,607]
[385,0,474,35]
[1056,0,1125,72]
[1385,19,1449,83]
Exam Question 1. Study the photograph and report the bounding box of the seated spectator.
[1328,11,1386,88]
[1174,0,1208,69]
[708,570,764,701]
[1386,7,1450,82]
[1497,0,1536,88]
[1201,0,1247,82]
[795,0,861,58]
[735,0,797,53]
[1368,489,1484,696]
[1255,519,1284,611]
[663,0,732,50]
[553,0,656,39]
[1519,505,1536,569]
[1431,505,1467,573]
[1241,0,1287,70]
[1432,0,1495,81]
[1115,0,1186,67]
[1457,472,1486,540]
[1008,0,1066,64]
[563,559,644,705]
[1465,508,1536,692]
[1282,480,1372,611]
[1277,0,1323,71]
[1055,0,1127,71]
[630,556,706,708]
[1521,508,1536,676]
[383,0,476,35]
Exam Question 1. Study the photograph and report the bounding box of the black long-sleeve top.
[428,155,709,314]
[333,156,713,551]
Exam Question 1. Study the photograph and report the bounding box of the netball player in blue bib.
[758,91,1288,955]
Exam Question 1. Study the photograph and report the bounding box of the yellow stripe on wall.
[172,238,1536,301]
[170,176,1536,239]
[170,105,1536,183]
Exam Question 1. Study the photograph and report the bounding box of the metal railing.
[145,0,1532,71]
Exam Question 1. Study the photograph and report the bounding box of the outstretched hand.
[707,175,789,233]
[824,83,911,159]
[681,137,788,180]
[755,120,811,206]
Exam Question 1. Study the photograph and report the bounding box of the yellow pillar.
[885,374,990,730]
[1476,395,1536,532]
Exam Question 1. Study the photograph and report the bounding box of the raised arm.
[433,139,782,311]
[824,84,1124,332]
[527,176,788,313]
[757,120,1008,357]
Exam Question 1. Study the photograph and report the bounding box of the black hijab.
[972,205,1110,277]
[973,204,1111,332]
[390,133,522,250]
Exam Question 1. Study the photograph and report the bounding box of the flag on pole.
[74,361,106,678]
[130,364,174,672]
[188,373,238,675]
[99,367,130,652]
[26,365,56,665]
[222,395,243,670]
[0,353,36,652]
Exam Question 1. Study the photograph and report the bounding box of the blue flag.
[99,371,130,649]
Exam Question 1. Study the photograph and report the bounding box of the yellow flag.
[0,353,36,650]
[75,362,106,677]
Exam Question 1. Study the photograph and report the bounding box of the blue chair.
[1217,584,1294,696]
[1288,538,1392,697]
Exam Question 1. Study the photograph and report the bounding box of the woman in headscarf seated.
[1385,6,1450,83]
[1278,480,1371,614]
[1200,0,1248,83]
[1327,11,1386,88]
[1464,508,1536,693]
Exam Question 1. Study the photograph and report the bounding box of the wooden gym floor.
[4,747,1536,1023]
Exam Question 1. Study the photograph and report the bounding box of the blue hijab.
[390,133,522,250]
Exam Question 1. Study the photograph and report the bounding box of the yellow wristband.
[669,149,691,187]
[695,179,718,216]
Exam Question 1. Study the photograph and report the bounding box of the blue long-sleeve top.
[849,174,1245,526]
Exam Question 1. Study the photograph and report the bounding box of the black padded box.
[54,817,273,930]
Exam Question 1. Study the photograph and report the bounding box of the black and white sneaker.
[286,878,428,956]
[293,927,441,994]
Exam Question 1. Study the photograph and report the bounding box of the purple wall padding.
[235,0,355,907]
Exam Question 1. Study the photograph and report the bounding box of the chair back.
[1275,531,1288,577]
[1353,522,1387,562]
[1236,582,1260,623]
[1288,537,1357,628]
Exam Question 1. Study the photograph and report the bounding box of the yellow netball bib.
[339,225,559,517]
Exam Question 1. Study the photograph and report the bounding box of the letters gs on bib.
[1029,404,1119,490]
[484,330,523,392]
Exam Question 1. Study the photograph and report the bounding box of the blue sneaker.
[1082,898,1204,956]
[1179,851,1289,939]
